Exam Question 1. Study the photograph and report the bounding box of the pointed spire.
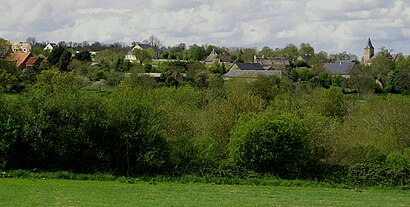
[211,48,216,55]
[367,37,374,49]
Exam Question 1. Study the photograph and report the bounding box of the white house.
[11,42,31,53]
[125,43,157,61]
[43,43,57,51]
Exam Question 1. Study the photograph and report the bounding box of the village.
[1,35,408,95]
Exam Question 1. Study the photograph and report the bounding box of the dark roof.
[235,62,264,70]
[366,37,374,49]
[324,60,355,74]
[224,69,283,78]
[204,48,219,62]
[137,43,152,50]
[255,57,290,68]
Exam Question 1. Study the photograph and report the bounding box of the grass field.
[1,178,409,206]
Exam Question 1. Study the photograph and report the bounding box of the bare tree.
[144,35,162,50]
[26,37,37,46]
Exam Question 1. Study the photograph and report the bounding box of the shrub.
[228,111,313,178]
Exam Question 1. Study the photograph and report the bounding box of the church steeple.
[366,37,374,49]
[363,37,375,65]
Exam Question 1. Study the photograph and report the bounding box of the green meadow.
[1,178,409,207]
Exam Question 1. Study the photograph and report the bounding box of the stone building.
[11,42,31,53]
[363,37,374,65]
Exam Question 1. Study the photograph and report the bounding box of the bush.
[228,111,313,178]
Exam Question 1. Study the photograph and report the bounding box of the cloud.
[0,0,409,56]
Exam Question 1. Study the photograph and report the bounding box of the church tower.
[363,37,374,65]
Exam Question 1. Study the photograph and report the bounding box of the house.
[44,43,57,51]
[6,52,46,70]
[7,52,33,69]
[125,42,159,61]
[224,69,284,79]
[204,48,222,64]
[324,60,357,76]
[224,62,287,79]
[25,56,44,68]
[11,42,31,53]
[254,56,290,70]
[231,62,265,70]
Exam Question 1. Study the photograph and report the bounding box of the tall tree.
[242,48,257,62]
[185,44,207,61]
[282,44,299,63]
[133,48,155,64]
[26,37,37,46]
[75,50,92,62]
[58,50,72,71]
[259,46,273,57]
[144,35,162,50]
[299,43,314,59]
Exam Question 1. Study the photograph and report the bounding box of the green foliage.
[250,75,283,102]
[74,50,92,62]
[228,111,313,177]
[331,75,342,87]
[208,62,226,75]
[313,87,347,118]
[185,45,207,61]
[133,48,154,64]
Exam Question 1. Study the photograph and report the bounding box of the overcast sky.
[1,0,409,56]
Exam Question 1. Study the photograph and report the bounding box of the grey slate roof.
[137,43,152,50]
[204,48,220,62]
[224,69,283,78]
[324,60,356,74]
[235,62,264,70]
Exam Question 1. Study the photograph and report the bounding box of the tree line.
[0,71,410,185]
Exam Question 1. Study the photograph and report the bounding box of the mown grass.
[1,178,409,207]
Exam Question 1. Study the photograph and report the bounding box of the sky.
[0,0,409,57]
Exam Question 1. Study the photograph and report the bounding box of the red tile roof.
[25,56,41,65]
[7,52,32,68]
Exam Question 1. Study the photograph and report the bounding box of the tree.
[144,35,162,50]
[328,52,358,63]
[206,45,217,55]
[185,45,207,61]
[48,45,66,65]
[58,50,72,71]
[241,48,257,62]
[299,43,315,62]
[228,112,312,177]
[0,38,10,57]
[259,46,273,57]
[345,64,376,93]
[133,48,154,64]
[370,55,395,80]
[283,44,299,63]
[209,62,226,75]
[308,51,328,67]
[0,68,17,92]
[378,47,393,59]
[26,37,37,46]
[74,50,92,62]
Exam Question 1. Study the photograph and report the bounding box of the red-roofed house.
[7,52,32,69]
[25,56,43,68]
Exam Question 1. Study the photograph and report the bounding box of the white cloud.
[0,0,409,56]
